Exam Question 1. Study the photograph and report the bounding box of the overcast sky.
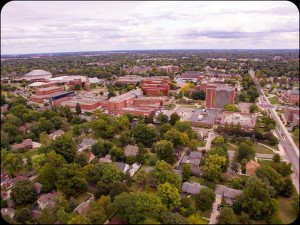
[1,1,299,54]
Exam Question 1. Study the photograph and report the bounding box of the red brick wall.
[35,86,64,95]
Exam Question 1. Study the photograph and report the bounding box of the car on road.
[212,208,215,213]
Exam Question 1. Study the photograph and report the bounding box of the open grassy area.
[128,182,142,193]
[178,104,197,108]
[190,176,216,190]
[268,96,280,105]
[75,192,90,203]
[253,143,275,154]
[197,140,206,147]
[277,195,298,224]
[164,103,176,110]
[225,142,238,151]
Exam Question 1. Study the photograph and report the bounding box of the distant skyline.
[1,1,299,55]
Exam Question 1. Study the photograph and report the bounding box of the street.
[249,69,299,194]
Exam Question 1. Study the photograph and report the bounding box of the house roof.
[1,208,15,218]
[24,70,52,77]
[215,185,242,199]
[74,201,90,215]
[246,160,260,173]
[32,210,42,219]
[34,182,43,194]
[114,162,129,172]
[189,151,201,159]
[49,130,65,138]
[181,182,204,195]
[38,193,56,207]
[124,145,139,157]
[181,156,189,164]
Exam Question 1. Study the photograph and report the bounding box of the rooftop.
[189,108,221,125]
[108,89,143,103]
[181,182,205,195]
[24,70,52,77]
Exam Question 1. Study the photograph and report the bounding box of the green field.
[253,144,275,154]
[178,104,197,108]
[129,182,142,193]
[164,103,176,110]
[277,195,298,224]
[197,140,206,147]
[268,96,280,105]
[75,192,91,203]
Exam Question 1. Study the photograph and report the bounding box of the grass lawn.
[268,96,280,105]
[292,134,299,149]
[128,182,142,193]
[178,104,197,108]
[225,143,238,151]
[197,140,206,147]
[190,176,216,190]
[253,143,275,154]
[75,192,90,203]
[277,195,298,224]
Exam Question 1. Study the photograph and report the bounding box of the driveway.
[209,194,222,224]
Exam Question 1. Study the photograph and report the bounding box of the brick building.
[116,75,143,85]
[132,96,168,107]
[285,106,299,127]
[281,90,299,104]
[157,65,179,74]
[34,86,64,95]
[206,84,235,109]
[121,107,157,117]
[141,79,170,96]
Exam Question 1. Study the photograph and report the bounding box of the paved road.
[205,132,217,150]
[209,195,222,224]
[250,69,299,194]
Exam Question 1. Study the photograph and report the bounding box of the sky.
[1,1,299,54]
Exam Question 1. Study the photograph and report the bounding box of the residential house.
[49,130,65,140]
[1,208,15,219]
[124,145,139,157]
[77,138,97,152]
[11,139,33,152]
[37,193,57,209]
[245,160,260,176]
[34,182,43,195]
[74,201,90,216]
[114,162,130,174]
[181,182,205,195]
[87,150,96,163]
[215,185,243,206]
[196,128,209,140]
[129,163,141,177]
[99,154,112,164]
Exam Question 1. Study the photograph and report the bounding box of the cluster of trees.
[238,74,259,103]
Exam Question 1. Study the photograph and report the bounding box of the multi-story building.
[219,111,256,131]
[132,96,168,107]
[284,106,299,127]
[205,84,235,109]
[141,79,170,96]
[281,90,299,104]
[157,65,179,74]
[116,75,143,85]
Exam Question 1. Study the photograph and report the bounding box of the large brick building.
[205,84,235,109]
[219,111,256,131]
[116,75,143,85]
[157,65,179,74]
[141,79,170,96]
[30,86,67,103]
[284,106,299,127]
[281,90,299,104]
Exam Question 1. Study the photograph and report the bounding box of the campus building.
[205,84,235,109]
[219,111,256,131]
[284,106,299,127]
[157,65,179,74]
[281,90,299,104]
[23,70,52,82]
[141,79,170,96]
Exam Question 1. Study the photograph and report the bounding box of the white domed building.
[23,70,52,82]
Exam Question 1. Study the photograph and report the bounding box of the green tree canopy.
[133,123,158,147]
[194,187,215,211]
[11,180,37,205]
[236,142,255,162]
[154,140,175,164]
[217,207,238,224]
[49,134,76,163]
[157,182,181,209]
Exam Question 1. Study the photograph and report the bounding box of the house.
[197,128,209,140]
[245,160,260,176]
[189,151,201,159]
[87,150,96,163]
[129,163,141,177]
[214,185,243,206]
[37,193,56,209]
[77,138,97,152]
[124,145,139,157]
[1,208,15,219]
[181,182,205,195]
[11,139,33,152]
[114,162,130,174]
[99,154,112,164]
[74,201,90,216]
[34,182,43,195]
[11,175,28,186]
[181,152,201,168]
[49,130,65,140]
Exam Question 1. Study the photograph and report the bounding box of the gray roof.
[189,108,221,125]
[215,185,243,199]
[49,130,65,138]
[77,138,97,151]
[124,145,139,157]
[181,156,189,164]
[189,151,201,159]
[290,90,299,95]
[181,182,205,195]
[114,162,129,172]
[24,70,52,77]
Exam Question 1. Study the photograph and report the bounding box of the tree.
[191,90,206,100]
[182,163,192,182]
[112,192,166,224]
[56,163,86,197]
[49,134,76,163]
[87,163,124,185]
[161,212,188,224]
[38,208,56,224]
[108,90,116,98]
[87,195,112,224]
[250,104,259,113]
[14,208,32,224]
[255,165,285,195]
[39,162,57,192]
[202,154,227,182]
[164,128,189,147]
[135,168,149,186]
[11,180,37,205]
[188,213,207,224]
[217,207,237,224]
[74,152,88,167]
[188,139,198,151]
[109,146,125,161]
[157,182,181,209]
[133,123,157,147]
[39,132,51,146]
[91,140,112,157]
[236,142,255,162]
[68,215,91,224]
[154,140,175,164]
[169,112,180,126]
[194,187,215,211]
[272,153,280,163]
[232,176,277,220]
[180,196,197,217]
[1,152,22,176]
[225,104,238,112]
[159,122,172,135]
[291,194,299,215]
[109,181,128,198]
[150,160,182,190]
[173,121,196,139]
[156,112,169,124]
